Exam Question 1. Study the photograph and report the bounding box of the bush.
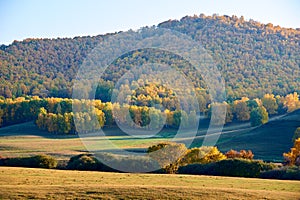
[147,143,226,174]
[225,149,254,160]
[180,146,226,166]
[2,154,57,169]
[178,159,274,178]
[67,153,159,173]
[178,163,215,175]
[147,142,187,173]
[213,159,263,177]
[33,154,58,168]
[67,154,116,171]
[67,154,100,171]
[260,166,300,180]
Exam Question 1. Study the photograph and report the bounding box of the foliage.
[67,154,106,171]
[1,154,57,169]
[261,94,278,115]
[233,98,250,121]
[283,92,300,113]
[208,102,230,125]
[67,153,159,173]
[283,138,300,166]
[147,143,226,173]
[0,91,299,133]
[250,106,269,126]
[260,166,300,180]
[178,158,273,178]
[0,14,299,102]
[225,149,254,160]
[147,142,187,173]
[180,146,226,166]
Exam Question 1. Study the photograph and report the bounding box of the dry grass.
[0,122,164,160]
[0,167,300,199]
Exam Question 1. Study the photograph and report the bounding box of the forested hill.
[0,14,299,100]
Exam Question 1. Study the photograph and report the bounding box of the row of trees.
[36,107,105,134]
[0,92,299,133]
[209,92,300,126]
[35,105,197,134]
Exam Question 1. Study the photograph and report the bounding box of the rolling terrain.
[0,110,299,162]
[217,110,300,161]
[0,167,299,199]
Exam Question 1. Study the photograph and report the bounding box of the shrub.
[225,149,254,160]
[178,159,273,178]
[212,159,263,177]
[67,153,159,173]
[283,138,300,166]
[3,154,57,169]
[260,166,300,180]
[33,154,58,169]
[147,142,187,173]
[67,154,99,171]
[179,146,226,167]
[178,163,215,175]
[250,106,268,126]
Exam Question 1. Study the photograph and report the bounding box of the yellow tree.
[147,142,187,173]
[36,107,48,130]
[261,94,278,115]
[180,146,226,166]
[283,138,300,166]
[284,92,300,112]
[233,98,250,121]
[164,109,173,127]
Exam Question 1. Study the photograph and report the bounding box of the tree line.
[0,92,299,134]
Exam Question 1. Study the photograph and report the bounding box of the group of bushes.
[63,143,300,180]
[260,166,300,180]
[0,154,57,169]
[66,153,159,173]
[178,159,275,178]
[1,146,299,180]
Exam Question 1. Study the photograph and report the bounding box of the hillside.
[0,14,299,99]
[0,110,299,162]
[216,109,300,161]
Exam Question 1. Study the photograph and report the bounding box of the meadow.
[0,109,297,163]
[1,166,300,199]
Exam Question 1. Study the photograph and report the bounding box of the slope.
[217,109,300,162]
[0,14,299,99]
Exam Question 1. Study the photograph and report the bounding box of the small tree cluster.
[147,143,226,173]
[225,149,254,160]
[283,138,300,166]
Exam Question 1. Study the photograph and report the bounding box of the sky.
[0,0,299,45]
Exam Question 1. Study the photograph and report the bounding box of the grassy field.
[0,122,167,161]
[0,110,299,163]
[0,113,300,199]
[0,166,299,199]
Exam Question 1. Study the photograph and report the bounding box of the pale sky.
[0,0,299,45]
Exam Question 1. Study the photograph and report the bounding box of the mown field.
[0,167,300,199]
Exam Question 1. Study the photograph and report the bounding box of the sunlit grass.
[0,167,299,199]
